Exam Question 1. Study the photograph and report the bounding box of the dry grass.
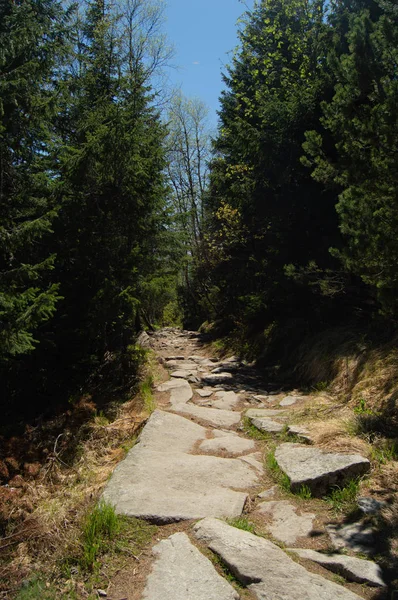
[0,375,153,598]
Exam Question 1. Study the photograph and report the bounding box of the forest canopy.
[1,0,398,418]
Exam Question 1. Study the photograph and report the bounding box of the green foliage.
[325,478,361,513]
[226,516,255,533]
[243,417,272,440]
[0,0,67,361]
[81,501,121,571]
[303,0,398,316]
[266,448,291,492]
[353,398,375,415]
[140,375,156,414]
[15,578,63,600]
[370,439,398,464]
[297,485,312,500]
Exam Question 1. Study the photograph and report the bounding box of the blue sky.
[164,0,253,127]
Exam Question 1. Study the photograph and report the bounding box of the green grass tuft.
[15,579,64,600]
[226,516,255,533]
[266,448,291,492]
[325,478,360,512]
[140,375,156,414]
[296,484,312,499]
[81,500,121,571]
[243,417,272,440]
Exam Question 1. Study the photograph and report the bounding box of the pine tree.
[303,0,398,315]
[0,0,67,360]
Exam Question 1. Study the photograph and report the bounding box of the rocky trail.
[104,328,389,600]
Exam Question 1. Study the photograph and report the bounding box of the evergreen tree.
[0,0,67,360]
[201,0,340,334]
[303,0,398,316]
[52,0,169,369]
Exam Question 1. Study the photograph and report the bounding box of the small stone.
[197,389,213,398]
[287,548,385,587]
[287,425,312,443]
[258,486,277,499]
[165,355,185,361]
[280,395,303,407]
[250,417,284,433]
[97,590,107,597]
[257,500,315,544]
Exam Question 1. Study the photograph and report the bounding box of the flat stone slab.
[274,443,370,495]
[197,389,213,398]
[211,391,241,410]
[287,548,385,587]
[250,417,285,433]
[170,369,197,379]
[165,355,185,361]
[200,434,255,455]
[103,411,259,523]
[246,408,286,418]
[238,453,264,473]
[280,395,304,406]
[326,522,375,554]
[143,532,239,600]
[193,518,362,600]
[172,404,241,428]
[257,500,315,544]
[201,373,234,385]
[166,360,198,370]
[157,378,193,404]
[288,425,312,443]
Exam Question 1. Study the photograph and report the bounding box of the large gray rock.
[274,443,370,495]
[143,532,239,600]
[103,411,259,523]
[193,518,362,600]
[200,434,255,456]
[172,403,241,428]
[250,417,284,433]
[157,378,193,404]
[287,548,385,587]
[257,500,315,544]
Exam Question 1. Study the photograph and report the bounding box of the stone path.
[104,328,386,599]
